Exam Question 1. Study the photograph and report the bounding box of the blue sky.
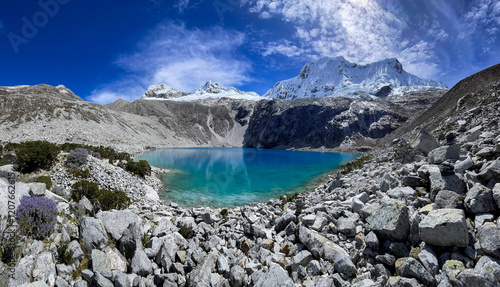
[0,0,499,104]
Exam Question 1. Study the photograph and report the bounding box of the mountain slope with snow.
[264,56,448,99]
[142,81,263,102]
[141,84,188,99]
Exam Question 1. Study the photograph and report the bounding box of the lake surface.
[136,148,358,207]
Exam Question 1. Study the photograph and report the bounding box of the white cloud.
[244,0,446,79]
[89,23,252,104]
[175,0,190,12]
[262,40,306,57]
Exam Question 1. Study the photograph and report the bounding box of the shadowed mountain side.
[382,63,500,143]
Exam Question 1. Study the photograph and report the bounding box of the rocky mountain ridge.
[264,56,448,100]
[141,81,262,102]
[1,82,445,153]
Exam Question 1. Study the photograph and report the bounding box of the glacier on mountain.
[264,56,448,100]
[142,81,264,102]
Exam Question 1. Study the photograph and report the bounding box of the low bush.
[340,155,373,175]
[91,151,101,159]
[179,224,194,239]
[4,142,22,152]
[57,241,74,265]
[71,180,99,202]
[15,141,60,173]
[36,176,53,190]
[16,196,57,240]
[125,160,151,178]
[73,169,90,179]
[66,148,88,171]
[95,189,130,211]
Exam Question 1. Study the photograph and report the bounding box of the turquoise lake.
[136,148,358,207]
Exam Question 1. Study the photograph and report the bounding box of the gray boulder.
[419,209,469,247]
[91,248,127,273]
[291,250,313,272]
[337,217,356,237]
[454,157,474,174]
[253,263,294,287]
[130,249,152,277]
[475,256,500,282]
[298,226,356,276]
[464,183,496,214]
[429,145,460,164]
[186,252,217,286]
[418,247,439,275]
[386,276,420,287]
[434,190,464,209]
[79,217,108,253]
[29,183,46,197]
[456,269,499,287]
[419,165,466,200]
[410,128,439,156]
[95,210,142,241]
[32,252,56,284]
[477,160,500,183]
[493,183,500,209]
[365,200,409,241]
[395,257,435,286]
[477,224,500,259]
[380,173,399,192]
[229,265,246,287]
[274,212,295,232]
[216,255,230,275]
[94,273,114,287]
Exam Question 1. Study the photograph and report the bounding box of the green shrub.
[220,209,228,217]
[95,189,130,211]
[0,144,3,157]
[125,160,151,178]
[4,142,22,152]
[71,180,99,202]
[73,169,90,179]
[15,141,60,173]
[179,224,194,239]
[340,155,373,175]
[57,241,74,265]
[36,176,53,190]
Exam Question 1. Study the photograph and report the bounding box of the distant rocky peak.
[196,81,233,94]
[142,84,187,99]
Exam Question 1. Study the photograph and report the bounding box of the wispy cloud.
[89,23,252,104]
[243,0,461,79]
[175,0,191,12]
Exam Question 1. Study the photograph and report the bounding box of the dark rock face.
[243,98,407,149]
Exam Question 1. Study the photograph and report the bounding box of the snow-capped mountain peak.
[142,81,263,102]
[265,57,448,99]
[141,84,187,99]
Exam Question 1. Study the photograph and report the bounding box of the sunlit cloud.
[89,23,252,104]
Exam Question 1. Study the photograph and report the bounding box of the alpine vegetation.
[16,196,57,240]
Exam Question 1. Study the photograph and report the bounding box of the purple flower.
[16,196,57,240]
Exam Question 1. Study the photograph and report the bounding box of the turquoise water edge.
[136,148,359,207]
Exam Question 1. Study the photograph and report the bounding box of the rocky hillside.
[265,57,448,100]
[0,85,205,153]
